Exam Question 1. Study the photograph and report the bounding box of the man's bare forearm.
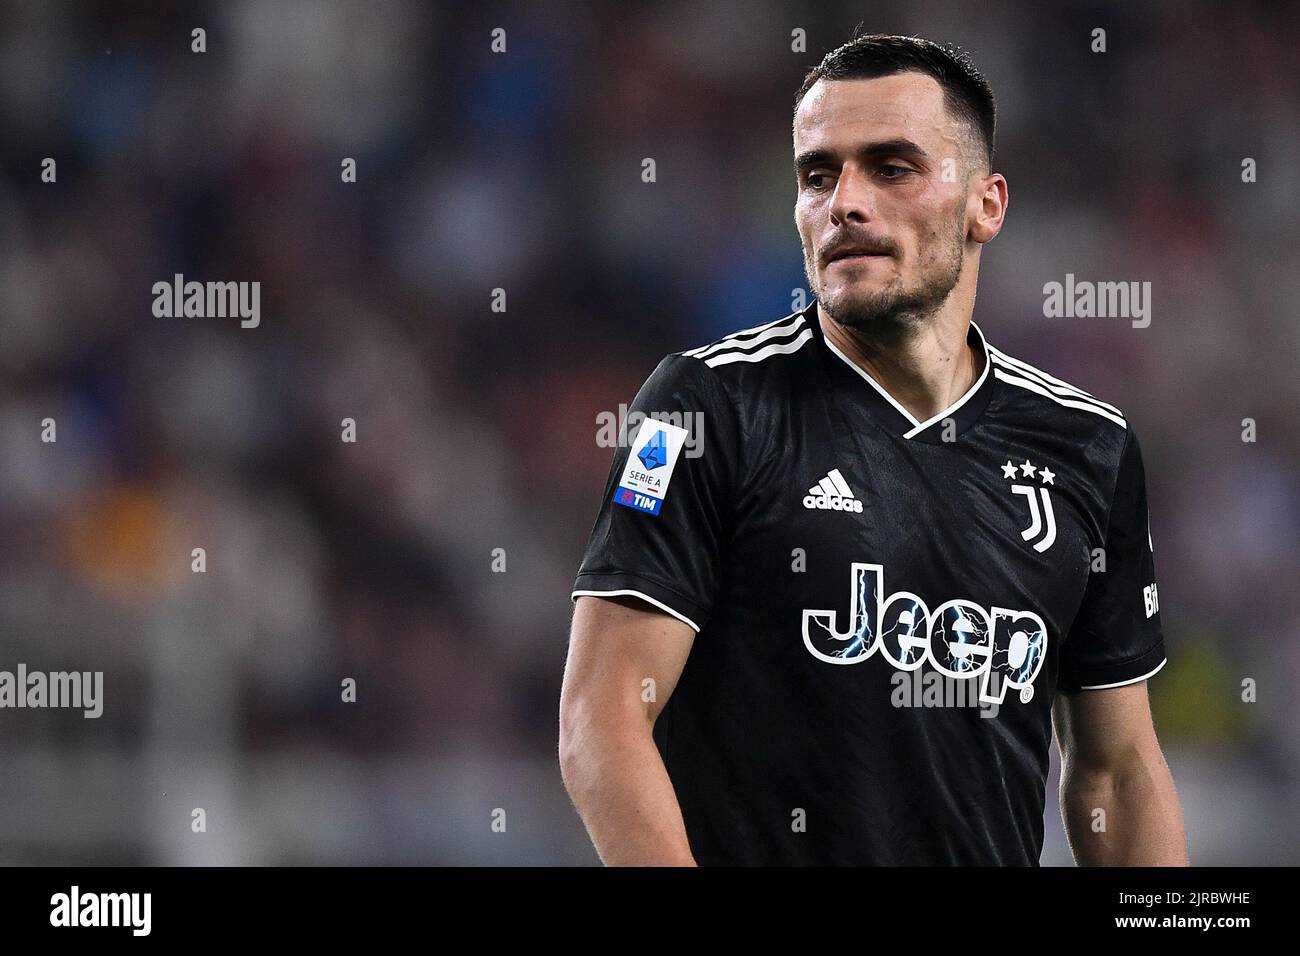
[1060,751,1187,865]
[561,727,698,866]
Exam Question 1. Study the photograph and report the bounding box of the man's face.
[793,72,977,332]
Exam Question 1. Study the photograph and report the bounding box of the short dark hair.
[794,33,996,170]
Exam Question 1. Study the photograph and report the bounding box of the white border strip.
[683,315,804,359]
[988,348,1123,417]
[705,329,814,367]
[823,321,992,439]
[681,314,793,355]
[987,344,1121,413]
[822,334,921,426]
[571,589,702,633]
[903,322,992,438]
[993,368,1128,429]
[1077,657,1167,690]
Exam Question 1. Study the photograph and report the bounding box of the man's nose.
[829,164,876,226]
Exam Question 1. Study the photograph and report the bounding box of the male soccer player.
[559,34,1187,866]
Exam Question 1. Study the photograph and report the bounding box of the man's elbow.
[559,689,651,802]
[558,693,590,797]
[558,690,614,800]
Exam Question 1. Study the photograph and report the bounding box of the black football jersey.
[572,298,1166,866]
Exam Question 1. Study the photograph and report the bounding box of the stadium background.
[0,0,1297,864]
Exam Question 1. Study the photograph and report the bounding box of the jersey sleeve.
[1058,426,1167,693]
[571,353,741,632]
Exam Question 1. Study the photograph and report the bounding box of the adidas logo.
[803,468,863,513]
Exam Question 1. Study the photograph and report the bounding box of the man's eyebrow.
[793,148,835,174]
[794,138,931,174]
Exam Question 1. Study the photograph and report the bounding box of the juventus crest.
[1001,459,1057,553]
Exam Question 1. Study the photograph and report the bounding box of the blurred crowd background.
[0,0,1297,865]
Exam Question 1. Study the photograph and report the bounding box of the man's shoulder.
[984,337,1130,436]
[981,335,1143,497]
[634,307,817,417]
[671,307,816,373]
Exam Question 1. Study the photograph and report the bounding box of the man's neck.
[818,305,983,423]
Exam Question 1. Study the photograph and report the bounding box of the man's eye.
[804,172,832,190]
[878,164,914,180]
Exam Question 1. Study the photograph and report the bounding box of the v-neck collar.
[808,300,996,444]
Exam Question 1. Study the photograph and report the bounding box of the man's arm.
[559,595,698,866]
[1052,681,1187,865]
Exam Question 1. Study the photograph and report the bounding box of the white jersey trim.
[823,334,922,426]
[987,346,1123,417]
[1076,657,1166,690]
[823,320,992,439]
[571,589,702,633]
[992,367,1128,429]
[683,314,805,360]
[903,321,993,438]
[704,328,814,367]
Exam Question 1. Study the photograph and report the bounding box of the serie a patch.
[613,418,690,515]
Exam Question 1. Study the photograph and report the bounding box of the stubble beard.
[805,209,968,344]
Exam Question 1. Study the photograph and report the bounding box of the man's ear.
[969,172,1008,245]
